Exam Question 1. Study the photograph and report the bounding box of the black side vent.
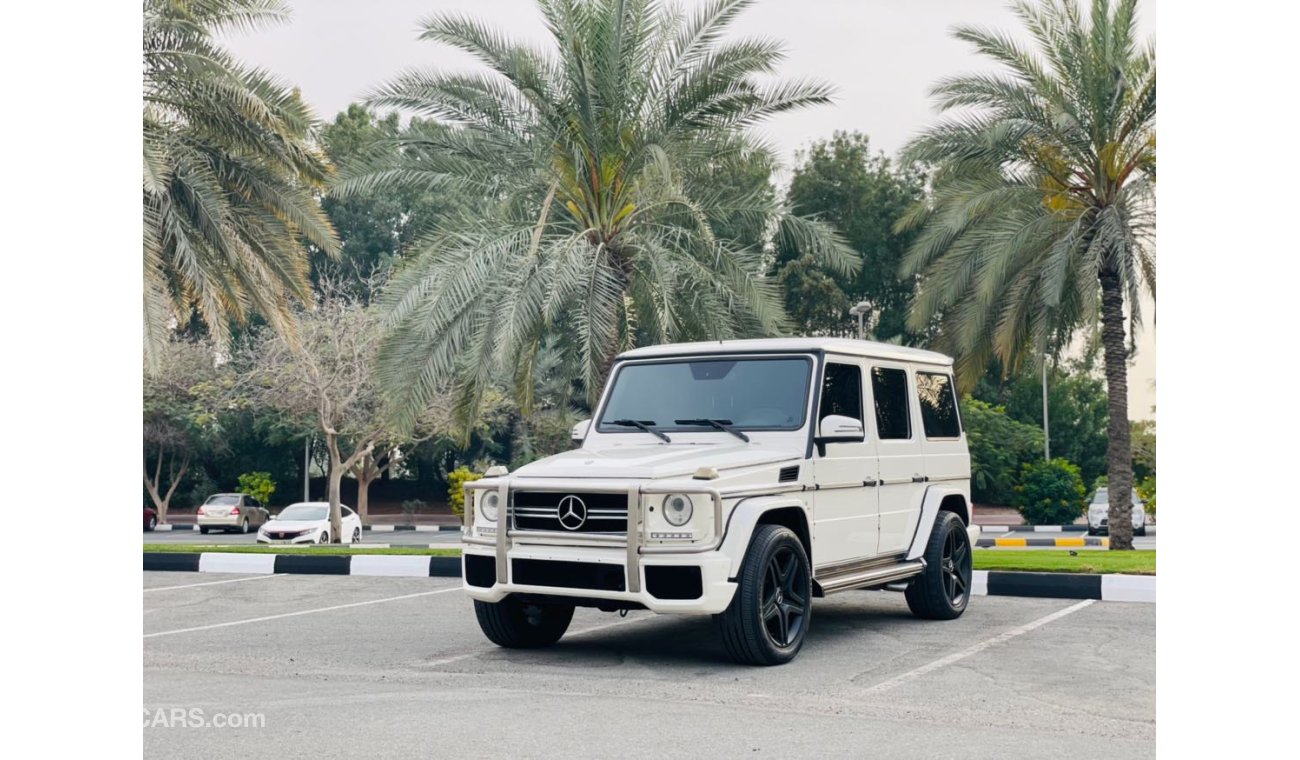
[779,465,800,483]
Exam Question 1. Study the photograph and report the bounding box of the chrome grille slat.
[511,490,629,535]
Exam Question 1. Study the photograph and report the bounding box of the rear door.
[871,364,926,555]
[811,357,878,564]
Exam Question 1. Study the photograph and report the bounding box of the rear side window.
[819,362,863,423]
[917,372,961,438]
[871,367,912,440]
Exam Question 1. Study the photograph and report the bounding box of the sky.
[222,0,1158,420]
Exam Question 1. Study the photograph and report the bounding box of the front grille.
[266,530,302,540]
[511,491,628,534]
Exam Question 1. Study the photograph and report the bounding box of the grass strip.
[973,549,1155,575]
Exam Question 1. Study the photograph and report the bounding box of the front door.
[812,359,879,565]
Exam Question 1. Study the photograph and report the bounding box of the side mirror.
[267,513,277,520]
[816,414,865,444]
[571,419,592,444]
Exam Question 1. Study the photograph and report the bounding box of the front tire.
[199,526,210,535]
[715,524,811,666]
[474,597,574,648]
[146,516,157,532]
[318,530,329,544]
[906,511,973,620]
[1136,525,1146,537]
[352,527,361,544]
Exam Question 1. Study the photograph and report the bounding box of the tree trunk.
[144,445,188,524]
[326,433,344,543]
[1099,269,1135,551]
[356,470,373,521]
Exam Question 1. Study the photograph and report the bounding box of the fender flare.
[905,484,971,561]
[716,495,809,578]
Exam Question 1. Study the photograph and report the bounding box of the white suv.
[461,338,977,665]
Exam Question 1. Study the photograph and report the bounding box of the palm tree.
[143,0,339,369]
[898,0,1154,549]
[344,0,857,433]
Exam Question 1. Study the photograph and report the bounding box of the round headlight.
[478,491,496,522]
[662,494,694,526]
[480,491,500,522]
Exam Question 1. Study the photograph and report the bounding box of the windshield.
[277,505,328,521]
[598,357,813,432]
[205,495,240,506]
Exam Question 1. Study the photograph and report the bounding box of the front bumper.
[462,544,737,614]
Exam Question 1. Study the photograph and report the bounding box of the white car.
[257,502,363,544]
[1087,487,1147,536]
[462,337,976,665]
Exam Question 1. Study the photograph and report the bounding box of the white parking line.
[144,586,462,639]
[143,574,287,593]
[863,599,1096,694]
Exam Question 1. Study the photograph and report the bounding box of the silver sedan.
[196,493,270,534]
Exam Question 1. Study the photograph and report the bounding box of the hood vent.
[778,465,800,483]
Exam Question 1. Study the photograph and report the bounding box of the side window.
[917,372,961,438]
[249,497,260,508]
[343,507,355,518]
[871,367,912,440]
[819,362,863,424]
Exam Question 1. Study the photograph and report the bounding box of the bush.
[961,397,1044,505]
[1013,458,1087,526]
[237,471,277,506]
[447,467,482,517]
[401,499,426,521]
[1137,476,1156,519]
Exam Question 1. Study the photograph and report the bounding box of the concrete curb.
[143,553,1154,603]
[979,525,1155,535]
[144,552,461,578]
[977,537,1111,548]
[148,524,459,533]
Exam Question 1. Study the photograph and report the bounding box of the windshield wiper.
[611,419,672,443]
[674,418,750,443]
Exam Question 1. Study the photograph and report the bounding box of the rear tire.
[1136,525,1146,537]
[240,518,250,534]
[474,597,574,648]
[906,511,972,620]
[199,526,210,535]
[714,524,811,666]
[146,516,157,532]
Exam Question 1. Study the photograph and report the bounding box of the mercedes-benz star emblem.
[556,495,587,531]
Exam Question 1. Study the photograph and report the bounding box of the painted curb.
[977,537,1110,548]
[364,525,460,532]
[980,525,1154,535]
[145,552,462,579]
[150,524,459,532]
[143,554,1153,602]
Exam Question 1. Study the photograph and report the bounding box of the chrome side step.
[814,559,926,596]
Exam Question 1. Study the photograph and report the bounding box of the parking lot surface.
[144,572,1154,759]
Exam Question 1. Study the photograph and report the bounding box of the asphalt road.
[143,529,462,546]
[143,572,1154,759]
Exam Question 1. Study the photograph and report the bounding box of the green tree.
[975,361,1109,487]
[899,0,1154,549]
[343,0,857,434]
[143,338,223,522]
[960,397,1044,506]
[775,132,926,341]
[237,472,277,505]
[315,105,466,300]
[143,0,340,368]
[1131,419,1156,481]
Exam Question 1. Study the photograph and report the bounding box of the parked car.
[1087,487,1147,536]
[196,493,270,534]
[257,502,363,545]
[461,337,976,665]
[144,505,158,532]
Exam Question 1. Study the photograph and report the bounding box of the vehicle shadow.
[470,592,922,671]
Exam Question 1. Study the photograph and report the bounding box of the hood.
[512,441,802,480]
[262,519,324,532]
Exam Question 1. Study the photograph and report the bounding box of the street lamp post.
[304,436,311,502]
[848,302,871,340]
[1042,357,1051,461]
